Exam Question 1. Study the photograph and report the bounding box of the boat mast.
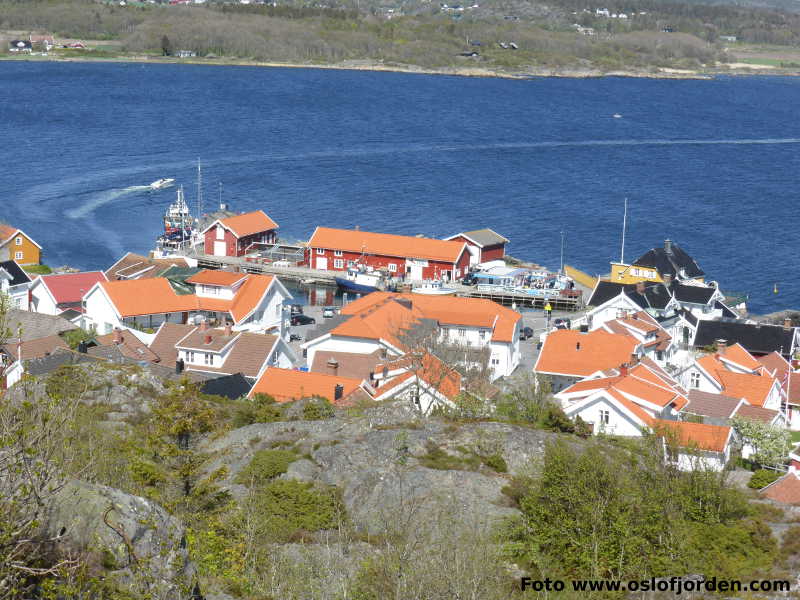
[196,158,203,220]
[620,197,628,264]
[559,230,565,275]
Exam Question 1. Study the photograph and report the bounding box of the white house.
[82,271,291,336]
[28,271,108,323]
[0,260,32,309]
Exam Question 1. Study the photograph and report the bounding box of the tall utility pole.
[620,197,628,264]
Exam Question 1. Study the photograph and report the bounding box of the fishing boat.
[150,178,175,190]
[335,265,389,294]
[152,187,195,258]
[412,280,456,296]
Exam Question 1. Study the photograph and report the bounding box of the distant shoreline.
[1,53,796,80]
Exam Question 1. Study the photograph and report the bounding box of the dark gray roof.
[714,301,738,319]
[587,280,672,310]
[684,389,742,419]
[450,229,509,247]
[671,282,715,305]
[633,240,704,280]
[25,348,102,376]
[0,261,31,287]
[694,320,796,357]
[4,309,77,341]
[200,373,252,400]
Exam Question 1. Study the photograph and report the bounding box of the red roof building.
[28,271,108,318]
[307,227,470,281]
[202,210,279,257]
[443,229,508,266]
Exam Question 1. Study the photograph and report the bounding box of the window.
[186,351,195,363]
[690,372,700,388]
[316,248,325,255]
[491,358,500,365]
[216,225,225,240]
[333,259,344,269]
[388,263,397,273]
[479,330,486,340]
[334,250,343,257]
[599,409,610,425]
[15,236,22,246]
[458,328,466,337]
[14,252,22,260]
[347,260,356,267]
[204,353,213,366]
[204,284,218,295]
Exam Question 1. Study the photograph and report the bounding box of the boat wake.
[65,185,152,220]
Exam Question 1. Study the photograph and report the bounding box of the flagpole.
[620,197,628,264]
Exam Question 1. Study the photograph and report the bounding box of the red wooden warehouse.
[444,229,508,266]
[202,210,279,257]
[306,227,470,281]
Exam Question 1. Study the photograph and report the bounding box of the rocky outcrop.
[44,480,194,598]
[203,401,559,533]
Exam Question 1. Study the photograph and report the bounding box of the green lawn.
[790,431,800,444]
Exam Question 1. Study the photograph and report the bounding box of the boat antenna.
[196,158,203,219]
[218,181,223,207]
[559,230,565,275]
[620,197,628,264]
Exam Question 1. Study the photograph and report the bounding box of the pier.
[194,253,584,311]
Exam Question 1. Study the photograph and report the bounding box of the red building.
[444,229,508,266]
[202,210,278,257]
[307,227,470,281]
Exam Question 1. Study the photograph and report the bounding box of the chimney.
[77,340,88,354]
[635,281,645,295]
[619,364,628,377]
[664,239,673,254]
[334,383,344,401]
[716,339,727,354]
[113,328,122,345]
[223,323,232,336]
[199,320,209,332]
[17,338,22,363]
[327,357,339,376]
[204,334,213,345]
[576,341,581,351]
[175,358,185,374]
[663,273,672,286]
[630,353,639,366]
[784,318,793,331]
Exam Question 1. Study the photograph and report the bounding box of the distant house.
[444,228,508,266]
[0,260,32,309]
[0,225,42,265]
[202,210,279,257]
[720,35,737,42]
[176,50,196,58]
[28,271,108,323]
[610,239,704,285]
[30,35,55,50]
[8,40,32,53]
[104,251,190,280]
[249,367,371,405]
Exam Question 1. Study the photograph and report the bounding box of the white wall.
[29,281,58,316]
[304,335,386,368]
[673,448,728,472]
[83,287,123,334]
[565,395,645,437]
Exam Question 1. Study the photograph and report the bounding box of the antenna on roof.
[620,197,628,264]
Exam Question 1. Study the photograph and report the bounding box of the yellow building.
[0,225,42,265]
[609,240,705,285]
[609,262,663,284]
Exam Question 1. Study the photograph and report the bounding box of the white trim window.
[15,236,22,246]
[388,263,397,273]
[186,351,195,363]
[333,259,344,269]
[204,353,213,366]
[316,248,325,255]
[334,250,343,257]
[14,252,22,260]
[690,372,701,389]
[458,328,466,337]
[600,409,610,425]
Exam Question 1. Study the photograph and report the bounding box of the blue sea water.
[0,61,798,313]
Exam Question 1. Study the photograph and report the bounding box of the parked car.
[519,326,534,340]
[291,314,316,326]
[289,333,303,342]
[322,306,336,318]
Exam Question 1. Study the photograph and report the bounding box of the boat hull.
[411,288,456,296]
[335,277,377,294]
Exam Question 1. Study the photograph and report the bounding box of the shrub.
[235,449,297,486]
[748,469,782,490]
[251,479,343,540]
[302,397,335,420]
[419,442,479,470]
[232,393,283,427]
[482,453,508,473]
[781,525,800,559]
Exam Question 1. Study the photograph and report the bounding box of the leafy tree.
[161,34,171,56]
[731,416,791,468]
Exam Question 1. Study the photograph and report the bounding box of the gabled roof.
[2,334,69,361]
[0,225,41,249]
[148,323,195,367]
[718,343,762,372]
[186,270,247,287]
[204,210,278,238]
[104,252,189,281]
[24,348,102,376]
[200,373,253,400]
[761,470,800,502]
[308,227,467,263]
[189,332,279,378]
[0,260,31,287]
[756,351,791,378]
[683,389,743,419]
[653,419,731,453]
[587,280,672,310]
[249,367,365,404]
[91,331,160,363]
[633,241,704,279]
[4,308,77,340]
[534,329,639,378]
[733,403,781,425]
[374,351,462,400]
[310,349,384,381]
[694,320,795,357]
[696,353,776,407]
[444,228,509,247]
[37,271,108,306]
[671,282,716,305]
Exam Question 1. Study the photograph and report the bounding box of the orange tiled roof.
[249,367,363,404]
[218,210,278,237]
[719,343,762,372]
[697,353,776,407]
[0,224,18,244]
[757,351,791,378]
[308,227,467,263]
[761,471,800,503]
[609,388,654,426]
[534,329,639,377]
[653,419,732,453]
[186,270,247,287]
[97,274,274,324]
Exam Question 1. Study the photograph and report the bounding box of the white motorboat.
[150,178,175,190]
[412,280,456,296]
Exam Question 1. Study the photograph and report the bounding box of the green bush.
[420,442,479,470]
[482,453,508,473]
[251,479,343,540]
[22,264,52,275]
[303,397,335,420]
[235,449,297,486]
[781,525,800,559]
[748,469,782,490]
[232,393,283,427]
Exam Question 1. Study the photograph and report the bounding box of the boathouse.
[202,210,279,257]
[306,227,470,281]
[444,229,508,266]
